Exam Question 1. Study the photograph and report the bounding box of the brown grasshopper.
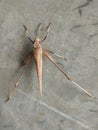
[6,23,94,102]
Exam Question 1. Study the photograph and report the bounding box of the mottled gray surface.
[0,0,98,130]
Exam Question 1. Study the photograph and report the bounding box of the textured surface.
[0,0,98,130]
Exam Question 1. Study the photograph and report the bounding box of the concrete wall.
[0,0,98,129]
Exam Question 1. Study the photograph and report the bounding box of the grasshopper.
[6,23,94,102]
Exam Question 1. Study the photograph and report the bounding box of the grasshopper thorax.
[33,38,41,48]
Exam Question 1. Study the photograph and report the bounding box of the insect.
[6,23,94,102]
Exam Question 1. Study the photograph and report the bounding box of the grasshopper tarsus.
[5,97,10,103]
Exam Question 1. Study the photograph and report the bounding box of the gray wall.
[0,0,98,130]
